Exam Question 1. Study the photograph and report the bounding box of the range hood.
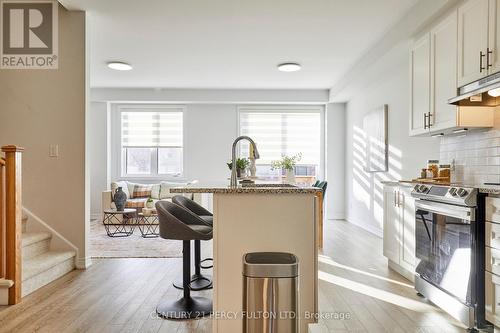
[449,72,500,106]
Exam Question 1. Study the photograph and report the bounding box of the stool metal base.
[173,274,213,291]
[156,296,212,319]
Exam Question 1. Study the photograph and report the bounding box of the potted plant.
[271,153,302,184]
[227,158,250,178]
[145,197,154,209]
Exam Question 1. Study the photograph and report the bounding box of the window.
[238,107,323,181]
[119,107,183,178]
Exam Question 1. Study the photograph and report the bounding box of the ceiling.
[61,0,418,89]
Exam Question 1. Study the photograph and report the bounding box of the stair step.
[22,232,52,259]
[22,250,76,297]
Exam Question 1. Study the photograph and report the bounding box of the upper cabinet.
[458,0,489,86]
[409,34,431,136]
[431,11,459,131]
[409,2,495,137]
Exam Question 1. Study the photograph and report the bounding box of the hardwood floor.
[0,220,469,332]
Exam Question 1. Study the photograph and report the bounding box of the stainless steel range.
[411,184,487,330]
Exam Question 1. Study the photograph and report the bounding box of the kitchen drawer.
[486,222,500,250]
[486,246,500,275]
[486,197,500,224]
[485,271,500,326]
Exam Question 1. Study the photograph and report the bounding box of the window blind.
[239,111,321,165]
[121,110,183,147]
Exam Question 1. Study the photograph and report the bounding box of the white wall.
[0,7,89,265]
[343,41,439,236]
[325,103,345,220]
[88,102,107,219]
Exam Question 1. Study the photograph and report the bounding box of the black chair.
[172,195,213,291]
[155,201,213,319]
[317,181,328,196]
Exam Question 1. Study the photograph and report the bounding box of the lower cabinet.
[383,184,416,279]
[486,271,500,326]
[485,197,500,327]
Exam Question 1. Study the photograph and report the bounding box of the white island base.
[212,192,318,333]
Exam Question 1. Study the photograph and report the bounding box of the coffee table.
[137,213,159,238]
[102,209,137,237]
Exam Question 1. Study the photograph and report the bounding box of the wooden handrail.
[1,145,23,304]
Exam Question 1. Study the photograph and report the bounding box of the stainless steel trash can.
[243,252,298,333]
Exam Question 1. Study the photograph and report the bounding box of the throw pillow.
[159,181,186,199]
[111,181,130,199]
[151,184,161,199]
[132,184,153,198]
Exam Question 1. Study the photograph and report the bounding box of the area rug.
[90,218,184,258]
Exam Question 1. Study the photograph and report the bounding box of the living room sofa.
[102,180,201,213]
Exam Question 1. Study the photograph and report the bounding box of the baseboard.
[76,256,92,269]
[327,212,345,220]
[90,213,100,221]
[345,217,383,238]
[388,259,415,282]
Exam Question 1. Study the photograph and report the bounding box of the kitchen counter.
[175,182,319,332]
[170,182,320,194]
[381,180,500,195]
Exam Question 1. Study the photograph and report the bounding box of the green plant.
[146,197,154,204]
[227,158,250,170]
[271,153,302,171]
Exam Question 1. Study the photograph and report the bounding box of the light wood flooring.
[0,220,470,332]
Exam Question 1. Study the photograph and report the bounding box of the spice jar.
[420,168,427,179]
[427,160,439,178]
[438,164,450,178]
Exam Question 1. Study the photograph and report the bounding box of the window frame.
[110,103,186,182]
[236,105,325,180]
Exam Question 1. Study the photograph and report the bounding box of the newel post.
[2,145,24,304]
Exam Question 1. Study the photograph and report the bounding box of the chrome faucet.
[230,136,260,187]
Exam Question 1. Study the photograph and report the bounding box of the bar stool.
[172,195,213,291]
[155,201,213,319]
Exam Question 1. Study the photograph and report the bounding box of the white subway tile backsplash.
[440,129,500,184]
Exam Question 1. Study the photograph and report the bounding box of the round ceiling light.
[107,61,133,71]
[277,62,301,72]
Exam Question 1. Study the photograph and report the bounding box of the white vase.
[285,169,296,184]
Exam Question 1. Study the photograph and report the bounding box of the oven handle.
[415,200,475,222]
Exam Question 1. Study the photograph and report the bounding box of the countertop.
[380,180,500,195]
[169,182,321,194]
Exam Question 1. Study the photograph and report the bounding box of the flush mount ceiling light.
[488,87,500,97]
[107,61,132,71]
[277,62,301,72]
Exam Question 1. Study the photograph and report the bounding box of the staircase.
[21,216,76,297]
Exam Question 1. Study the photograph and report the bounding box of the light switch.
[49,144,59,157]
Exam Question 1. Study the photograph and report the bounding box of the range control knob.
[418,185,428,193]
[457,188,468,197]
[449,188,458,196]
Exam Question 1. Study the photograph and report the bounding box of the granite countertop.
[381,180,500,195]
[169,182,321,194]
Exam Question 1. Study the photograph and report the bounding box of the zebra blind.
[121,109,183,147]
[239,109,321,165]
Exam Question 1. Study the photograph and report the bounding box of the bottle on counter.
[427,160,439,178]
[420,168,427,179]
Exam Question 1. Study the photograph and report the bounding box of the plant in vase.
[227,158,250,178]
[271,153,302,184]
[145,197,154,209]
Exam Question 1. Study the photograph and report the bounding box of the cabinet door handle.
[487,48,493,69]
[480,51,486,72]
[427,112,432,128]
[423,113,428,129]
[394,191,397,207]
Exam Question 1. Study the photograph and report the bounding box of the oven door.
[415,200,476,305]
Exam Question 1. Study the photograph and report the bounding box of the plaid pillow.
[132,184,152,198]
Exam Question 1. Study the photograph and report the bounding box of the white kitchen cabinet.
[458,0,489,86]
[409,34,431,136]
[430,10,459,132]
[383,184,416,278]
[489,0,500,75]
[383,185,400,263]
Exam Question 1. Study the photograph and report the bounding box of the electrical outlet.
[49,144,59,157]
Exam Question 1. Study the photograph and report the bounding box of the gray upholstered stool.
[155,201,213,319]
[172,195,213,291]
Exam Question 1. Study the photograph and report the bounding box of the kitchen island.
[170,183,320,333]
